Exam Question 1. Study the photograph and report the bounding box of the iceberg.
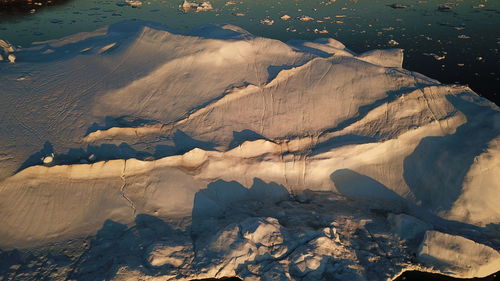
[0,21,498,280]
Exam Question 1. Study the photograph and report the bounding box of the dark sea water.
[190,270,500,281]
[1,0,499,104]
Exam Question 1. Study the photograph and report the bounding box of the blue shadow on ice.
[16,141,54,172]
[228,129,267,149]
[85,116,159,135]
[330,168,498,249]
[331,169,403,203]
[17,128,218,171]
[190,178,289,243]
[192,178,289,218]
[403,93,499,211]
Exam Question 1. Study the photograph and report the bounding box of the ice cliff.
[0,21,499,280]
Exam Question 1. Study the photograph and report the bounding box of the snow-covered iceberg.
[0,21,498,280]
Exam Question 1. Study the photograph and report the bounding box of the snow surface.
[0,21,499,280]
[418,231,500,278]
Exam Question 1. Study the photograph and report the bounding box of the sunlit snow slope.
[0,21,499,281]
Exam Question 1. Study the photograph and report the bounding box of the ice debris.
[298,15,314,22]
[0,39,16,63]
[41,153,55,164]
[388,4,409,9]
[388,39,399,46]
[423,52,446,60]
[280,14,291,21]
[181,0,213,12]
[259,18,274,25]
[126,0,142,7]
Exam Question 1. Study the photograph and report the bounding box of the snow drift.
[0,21,499,280]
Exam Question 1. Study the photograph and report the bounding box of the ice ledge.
[418,231,500,278]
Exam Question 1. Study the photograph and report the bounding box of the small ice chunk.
[313,29,329,34]
[0,39,15,53]
[181,0,213,12]
[388,39,399,46]
[0,39,15,63]
[126,0,142,7]
[437,4,453,11]
[259,18,274,25]
[88,154,97,162]
[389,4,408,9]
[298,15,314,22]
[322,224,340,242]
[181,0,196,11]
[98,43,118,54]
[280,14,291,21]
[42,153,55,164]
[197,1,213,11]
[423,53,445,60]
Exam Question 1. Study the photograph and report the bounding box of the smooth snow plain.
[0,21,499,281]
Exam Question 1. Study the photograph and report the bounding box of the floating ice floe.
[298,15,314,22]
[313,28,329,34]
[388,39,399,46]
[181,0,213,12]
[41,153,55,164]
[126,0,142,7]
[388,3,409,9]
[0,40,16,63]
[7,54,16,63]
[259,18,274,25]
[280,14,291,21]
[423,52,446,60]
[437,4,453,12]
[0,39,15,54]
